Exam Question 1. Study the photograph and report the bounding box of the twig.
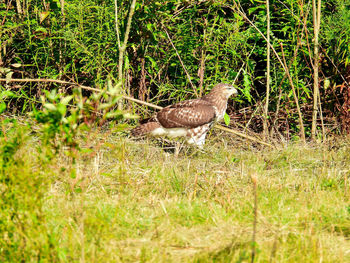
[0,78,273,147]
[198,21,206,97]
[1,0,14,25]
[245,101,263,132]
[0,78,163,110]
[214,125,273,148]
[162,25,198,97]
[15,0,22,14]
[318,86,326,140]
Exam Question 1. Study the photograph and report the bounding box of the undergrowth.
[1,120,350,262]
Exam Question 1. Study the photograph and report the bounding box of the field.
[1,123,350,262]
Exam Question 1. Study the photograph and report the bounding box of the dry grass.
[1,127,350,262]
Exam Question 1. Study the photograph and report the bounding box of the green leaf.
[105,111,123,119]
[60,95,73,105]
[145,56,158,69]
[56,104,66,116]
[0,102,6,114]
[0,90,15,99]
[44,103,57,111]
[324,78,330,89]
[224,113,230,126]
[124,55,129,70]
[123,113,139,119]
[46,89,57,101]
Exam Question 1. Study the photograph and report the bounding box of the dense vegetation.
[1,0,350,137]
[1,0,350,262]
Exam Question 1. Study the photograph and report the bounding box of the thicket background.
[1,0,350,140]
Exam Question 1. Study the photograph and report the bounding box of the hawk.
[131,83,238,147]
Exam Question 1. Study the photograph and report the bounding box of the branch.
[0,78,162,110]
[214,125,273,148]
[0,78,273,148]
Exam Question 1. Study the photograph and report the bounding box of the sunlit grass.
[1,127,350,262]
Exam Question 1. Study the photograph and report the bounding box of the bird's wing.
[157,100,216,128]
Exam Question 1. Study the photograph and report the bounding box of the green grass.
[1,126,350,262]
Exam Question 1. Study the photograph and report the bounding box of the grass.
[1,124,350,262]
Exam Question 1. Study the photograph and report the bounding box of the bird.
[131,83,238,147]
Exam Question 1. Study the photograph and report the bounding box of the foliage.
[322,0,350,75]
[2,0,348,137]
[31,80,137,160]
[0,1,348,117]
[0,121,58,261]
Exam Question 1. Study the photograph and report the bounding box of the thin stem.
[264,0,271,139]
[114,0,121,49]
[318,86,326,140]
[311,0,321,140]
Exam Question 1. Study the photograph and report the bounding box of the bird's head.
[212,83,238,99]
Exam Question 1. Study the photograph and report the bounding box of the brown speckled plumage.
[131,83,238,146]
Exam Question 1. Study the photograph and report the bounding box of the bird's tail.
[131,122,161,136]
